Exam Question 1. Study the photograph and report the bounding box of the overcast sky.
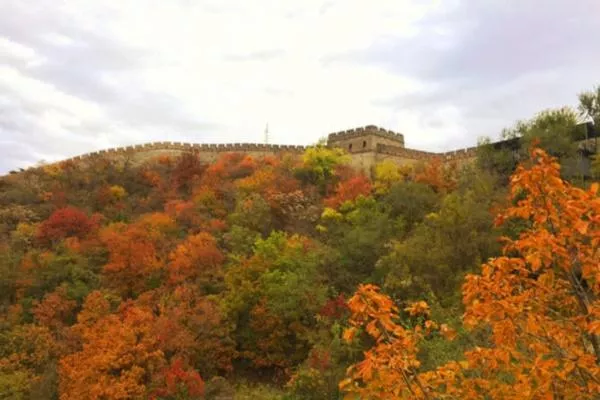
[1,0,599,173]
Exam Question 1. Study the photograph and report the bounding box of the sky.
[1,0,599,173]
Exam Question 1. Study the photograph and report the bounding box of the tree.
[340,148,600,399]
[224,232,328,371]
[378,187,499,306]
[319,196,399,292]
[59,294,167,400]
[373,160,404,195]
[150,358,205,400]
[32,287,76,330]
[324,176,372,209]
[36,207,97,245]
[296,145,349,191]
[0,324,60,397]
[459,147,600,398]
[578,85,600,126]
[228,193,273,236]
[167,232,224,288]
[382,181,439,232]
[100,213,177,297]
[505,107,583,162]
[142,285,236,377]
[414,157,458,194]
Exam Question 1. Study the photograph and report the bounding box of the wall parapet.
[57,141,308,164]
[375,143,478,162]
[328,125,404,144]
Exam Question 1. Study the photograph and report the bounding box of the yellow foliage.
[320,207,343,221]
[42,164,62,177]
[109,185,127,200]
[374,160,402,194]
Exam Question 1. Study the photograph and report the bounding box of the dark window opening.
[363,140,367,148]
[348,143,353,151]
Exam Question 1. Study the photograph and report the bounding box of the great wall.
[5,124,599,176]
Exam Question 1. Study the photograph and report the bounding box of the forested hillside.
[1,87,599,399]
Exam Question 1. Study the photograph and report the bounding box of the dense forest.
[0,87,599,399]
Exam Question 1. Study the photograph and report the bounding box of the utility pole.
[264,123,269,144]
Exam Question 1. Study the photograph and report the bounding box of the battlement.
[60,141,307,164]
[327,125,405,144]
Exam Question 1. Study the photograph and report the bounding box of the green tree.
[224,232,328,370]
[295,145,349,191]
[382,181,439,232]
[578,85,600,126]
[319,196,400,292]
[378,188,499,307]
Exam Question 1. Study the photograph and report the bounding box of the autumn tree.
[414,157,458,194]
[100,213,177,297]
[167,232,224,288]
[59,293,168,400]
[141,285,236,377]
[340,148,600,399]
[296,145,349,191]
[36,207,97,245]
[324,175,372,209]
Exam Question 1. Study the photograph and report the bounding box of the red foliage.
[324,175,372,208]
[151,358,205,399]
[36,206,96,244]
[318,294,348,319]
[172,153,207,192]
[307,348,332,372]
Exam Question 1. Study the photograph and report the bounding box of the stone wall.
[328,125,405,151]
[8,123,595,177]
[60,142,307,165]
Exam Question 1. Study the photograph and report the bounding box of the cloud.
[0,0,599,172]
[327,0,600,149]
[223,49,286,62]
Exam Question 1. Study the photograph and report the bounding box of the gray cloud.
[0,0,220,172]
[1,0,599,174]
[327,0,600,149]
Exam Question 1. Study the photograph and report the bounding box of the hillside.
[1,87,600,399]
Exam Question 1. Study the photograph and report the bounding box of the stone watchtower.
[326,125,405,174]
[327,125,405,153]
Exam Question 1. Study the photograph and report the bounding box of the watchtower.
[327,125,405,153]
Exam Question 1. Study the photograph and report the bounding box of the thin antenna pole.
[264,123,269,144]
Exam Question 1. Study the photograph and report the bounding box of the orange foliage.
[167,232,224,285]
[59,296,166,400]
[414,157,457,193]
[145,285,236,374]
[340,148,600,399]
[33,287,76,329]
[324,175,372,208]
[100,213,176,296]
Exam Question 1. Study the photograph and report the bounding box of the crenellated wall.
[60,141,308,164]
[328,125,405,154]
[13,124,568,177]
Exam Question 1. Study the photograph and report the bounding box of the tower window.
[363,140,367,148]
[348,143,353,151]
